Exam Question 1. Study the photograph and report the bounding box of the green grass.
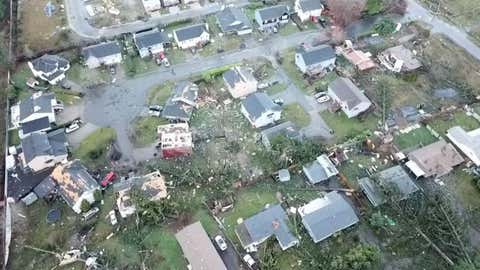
[142,228,187,269]
[320,111,379,144]
[279,23,299,36]
[282,103,311,128]
[265,83,287,95]
[394,126,438,150]
[8,129,20,146]
[123,54,159,78]
[10,64,33,101]
[131,117,168,147]
[67,63,110,87]
[199,35,243,57]
[73,127,116,169]
[51,88,82,105]
[166,49,186,65]
[192,209,219,236]
[147,81,174,106]
[448,170,480,209]
[429,111,480,135]
[339,153,392,186]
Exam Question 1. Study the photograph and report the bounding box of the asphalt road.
[80,30,329,164]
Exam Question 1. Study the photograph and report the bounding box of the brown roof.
[407,140,464,178]
[175,222,227,270]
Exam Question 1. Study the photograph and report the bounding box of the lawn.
[122,54,159,78]
[199,16,244,58]
[52,88,83,105]
[418,0,480,28]
[394,126,438,150]
[279,23,300,36]
[8,129,20,146]
[339,153,391,187]
[67,63,110,87]
[428,111,480,135]
[131,117,168,147]
[73,127,117,169]
[166,48,186,65]
[282,103,311,128]
[147,81,174,106]
[10,64,34,101]
[320,111,379,144]
[265,83,287,96]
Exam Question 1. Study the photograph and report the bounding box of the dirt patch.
[88,0,146,27]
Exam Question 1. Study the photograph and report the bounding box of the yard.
[199,15,244,57]
[394,126,438,150]
[428,111,480,135]
[131,116,168,147]
[265,83,287,95]
[282,103,311,128]
[339,152,392,187]
[147,81,174,106]
[67,63,111,88]
[72,127,117,169]
[320,111,379,144]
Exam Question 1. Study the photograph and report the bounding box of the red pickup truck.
[101,171,117,187]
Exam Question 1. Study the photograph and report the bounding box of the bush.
[80,199,91,213]
[374,19,396,36]
[365,0,384,15]
[93,189,102,202]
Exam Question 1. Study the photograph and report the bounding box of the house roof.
[82,41,121,59]
[223,66,257,89]
[21,129,67,164]
[19,92,55,122]
[407,140,464,178]
[33,176,57,198]
[256,5,289,21]
[303,155,338,184]
[328,77,371,110]
[174,24,208,42]
[242,92,281,120]
[299,192,359,243]
[30,54,69,74]
[113,171,167,201]
[134,29,170,50]
[176,222,227,270]
[20,116,51,135]
[298,0,323,12]
[236,204,298,250]
[298,45,335,66]
[171,81,198,105]
[162,101,193,121]
[51,160,99,208]
[359,165,419,207]
[261,121,302,147]
[216,7,251,33]
[380,45,422,71]
[447,126,480,164]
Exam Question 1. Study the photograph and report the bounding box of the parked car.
[162,57,170,67]
[65,119,83,134]
[313,91,327,98]
[101,171,117,187]
[316,95,330,103]
[109,210,118,226]
[243,254,256,267]
[214,235,227,251]
[82,207,100,221]
[148,105,163,117]
[273,98,284,106]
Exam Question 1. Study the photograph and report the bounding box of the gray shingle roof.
[256,5,289,21]
[298,45,335,66]
[216,7,251,33]
[30,54,69,74]
[298,0,323,12]
[242,93,281,120]
[162,101,193,121]
[174,24,208,42]
[236,204,298,250]
[82,41,121,59]
[302,155,338,184]
[33,176,56,198]
[19,92,55,122]
[261,121,302,147]
[21,129,67,164]
[171,81,198,105]
[299,192,359,243]
[134,29,170,50]
[328,77,370,109]
[20,116,51,135]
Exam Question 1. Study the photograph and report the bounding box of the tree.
[330,244,381,270]
[365,0,384,16]
[0,1,5,20]
[327,0,366,28]
[373,19,396,36]
[80,199,91,213]
[93,189,102,202]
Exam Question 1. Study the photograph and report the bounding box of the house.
[173,24,210,50]
[294,0,324,22]
[134,29,170,58]
[116,189,136,218]
[162,81,199,121]
[216,7,252,35]
[82,41,122,69]
[406,140,464,178]
[328,77,372,118]
[241,93,282,128]
[20,129,68,173]
[299,192,359,243]
[11,92,60,128]
[161,0,180,7]
[336,41,376,71]
[33,176,57,199]
[236,204,299,251]
[378,45,422,73]
[50,160,100,214]
[223,66,258,98]
[176,222,227,270]
[295,45,336,75]
[359,165,420,207]
[157,123,193,158]
[255,5,290,31]
[18,116,51,139]
[303,154,338,184]
[113,171,168,201]
[28,54,70,85]
[447,126,480,166]
[260,121,302,149]
[142,0,161,12]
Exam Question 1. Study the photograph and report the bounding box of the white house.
[295,44,336,75]
[447,126,480,166]
[51,160,100,214]
[216,7,253,35]
[161,0,180,7]
[134,29,170,58]
[82,41,122,69]
[328,77,372,118]
[223,66,258,98]
[142,0,161,12]
[303,154,338,184]
[241,92,282,128]
[255,5,290,31]
[173,24,210,50]
[20,129,68,173]
[294,0,323,22]
[11,92,60,128]
[28,54,70,85]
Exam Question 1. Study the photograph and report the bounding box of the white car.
[148,105,163,117]
[313,91,327,99]
[243,254,256,267]
[109,210,118,226]
[316,95,331,103]
[214,235,227,251]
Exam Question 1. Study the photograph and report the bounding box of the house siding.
[175,32,210,50]
[138,43,165,58]
[85,53,122,69]
[241,105,281,128]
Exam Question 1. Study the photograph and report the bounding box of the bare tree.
[327,0,366,28]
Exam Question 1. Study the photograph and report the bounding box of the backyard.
[73,127,117,169]
[131,116,168,147]
[282,103,311,128]
[320,111,379,144]
[428,111,480,135]
[393,126,438,150]
[147,81,174,106]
